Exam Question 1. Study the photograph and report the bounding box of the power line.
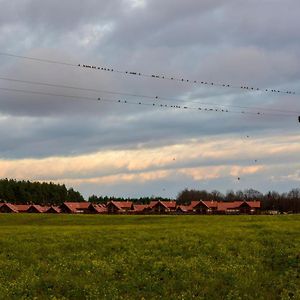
[0,52,296,96]
[79,64,296,96]
[0,76,298,115]
[0,52,77,67]
[0,86,297,118]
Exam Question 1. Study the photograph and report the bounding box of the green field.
[0,215,299,300]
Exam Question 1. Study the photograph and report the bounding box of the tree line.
[1,178,300,212]
[0,179,84,205]
[177,188,300,213]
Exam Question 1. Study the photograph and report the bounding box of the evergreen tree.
[0,179,84,205]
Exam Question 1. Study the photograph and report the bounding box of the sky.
[0,0,300,199]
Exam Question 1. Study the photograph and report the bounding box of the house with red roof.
[0,203,19,213]
[88,203,107,214]
[60,202,91,214]
[176,205,192,213]
[14,205,31,213]
[44,206,61,214]
[27,204,47,213]
[151,200,177,213]
[60,202,108,214]
[106,201,133,213]
[216,201,261,214]
[141,201,159,213]
[0,200,261,215]
[237,201,261,214]
[175,201,198,213]
[193,200,218,214]
[132,204,150,214]
[149,201,159,208]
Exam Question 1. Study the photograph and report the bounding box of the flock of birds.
[79,62,300,121]
[0,52,298,185]
[0,52,298,118]
[79,63,297,96]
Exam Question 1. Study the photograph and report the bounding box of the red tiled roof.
[189,201,200,208]
[14,204,31,212]
[150,201,177,211]
[61,203,76,212]
[0,203,18,213]
[149,201,158,208]
[90,204,107,213]
[64,202,90,209]
[193,200,217,209]
[157,201,177,209]
[176,205,192,212]
[216,201,261,211]
[217,201,245,211]
[0,200,261,214]
[216,202,232,211]
[133,204,149,212]
[109,201,133,210]
[245,201,261,208]
[233,201,244,206]
[61,202,91,213]
[27,204,48,213]
[201,201,218,208]
[45,206,61,213]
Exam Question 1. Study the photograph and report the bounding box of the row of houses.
[0,200,261,214]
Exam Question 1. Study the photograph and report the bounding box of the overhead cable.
[0,76,298,115]
[0,52,296,96]
[0,86,297,118]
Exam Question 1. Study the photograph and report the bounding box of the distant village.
[1,179,300,214]
[0,200,261,214]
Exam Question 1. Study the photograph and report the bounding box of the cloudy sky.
[0,0,300,198]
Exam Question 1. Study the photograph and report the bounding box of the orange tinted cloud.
[0,134,298,185]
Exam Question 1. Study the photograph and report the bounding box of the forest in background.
[0,179,84,205]
[0,179,300,212]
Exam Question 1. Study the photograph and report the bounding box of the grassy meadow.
[0,214,299,300]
